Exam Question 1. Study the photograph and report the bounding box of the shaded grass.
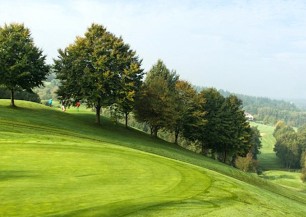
[1,100,306,216]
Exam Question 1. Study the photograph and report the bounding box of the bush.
[235,153,258,172]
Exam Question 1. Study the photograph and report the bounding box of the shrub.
[235,153,257,172]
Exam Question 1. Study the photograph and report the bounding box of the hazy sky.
[1,0,306,99]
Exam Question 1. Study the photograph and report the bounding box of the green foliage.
[170,80,200,144]
[34,72,60,100]
[273,123,302,169]
[183,88,253,164]
[235,153,258,172]
[0,23,49,106]
[0,85,40,103]
[218,89,306,127]
[134,60,177,137]
[54,23,143,124]
[249,126,262,159]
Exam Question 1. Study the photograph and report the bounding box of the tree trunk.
[174,130,179,144]
[223,148,227,163]
[154,128,158,138]
[10,89,15,107]
[151,126,158,138]
[125,112,128,128]
[95,102,102,125]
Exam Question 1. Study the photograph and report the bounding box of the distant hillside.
[194,86,306,127]
[220,90,306,127]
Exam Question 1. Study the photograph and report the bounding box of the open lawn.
[1,100,306,216]
[250,122,283,170]
[251,122,306,193]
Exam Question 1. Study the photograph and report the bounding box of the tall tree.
[249,126,262,160]
[54,24,143,124]
[273,124,301,169]
[117,61,144,128]
[170,80,199,144]
[218,95,252,163]
[196,88,225,154]
[134,60,177,137]
[0,23,49,107]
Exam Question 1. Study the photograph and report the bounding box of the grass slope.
[251,122,306,193]
[0,100,306,216]
[250,122,282,170]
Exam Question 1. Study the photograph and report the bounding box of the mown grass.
[250,122,283,170]
[1,100,306,216]
[251,122,306,193]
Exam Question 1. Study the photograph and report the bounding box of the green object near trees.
[54,23,143,125]
[0,23,49,107]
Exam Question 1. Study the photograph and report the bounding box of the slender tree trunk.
[151,126,158,138]
[10,89,15,107]
[125,112,128,128]
[150,126,153,136]
[153,126,158,138]
[223,148,227,163]
[95,99,102,124]
[174,130,179,144]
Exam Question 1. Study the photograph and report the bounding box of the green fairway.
[1,100,306,216]
[250,122,283,170]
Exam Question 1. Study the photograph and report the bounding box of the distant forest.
[220,89,306,127]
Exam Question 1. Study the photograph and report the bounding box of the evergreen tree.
[0,23,49,106]
[218,95,252,163]
[170,80,198,144]
[249,126,262,160]
[134,60,177,137]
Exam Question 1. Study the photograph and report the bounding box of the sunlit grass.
[0,100,306,216]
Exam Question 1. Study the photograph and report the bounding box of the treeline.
[135,61,262,166]
[53,24,261,166]
[219,90,306,127]
[0,22,261,168]
[273,121,306,181]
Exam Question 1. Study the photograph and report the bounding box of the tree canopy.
[0,23,49,106]
[54,23,143,124]
[134,60,177,137]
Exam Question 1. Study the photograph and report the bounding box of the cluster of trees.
[0,22,261,167]
[34,73,59,100]
[134,60,261,165]
[273,121,306,181]
[0,23,49,106]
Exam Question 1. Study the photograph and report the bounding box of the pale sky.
[1,0,306,99]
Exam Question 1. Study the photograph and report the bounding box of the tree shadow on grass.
[0,170,38,181]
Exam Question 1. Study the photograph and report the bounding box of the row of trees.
[0,22,261,166]
[133,60,261,164]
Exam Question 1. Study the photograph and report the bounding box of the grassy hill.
[1,100,306,216]
[251,122,306,193]
[250,122,282,170]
